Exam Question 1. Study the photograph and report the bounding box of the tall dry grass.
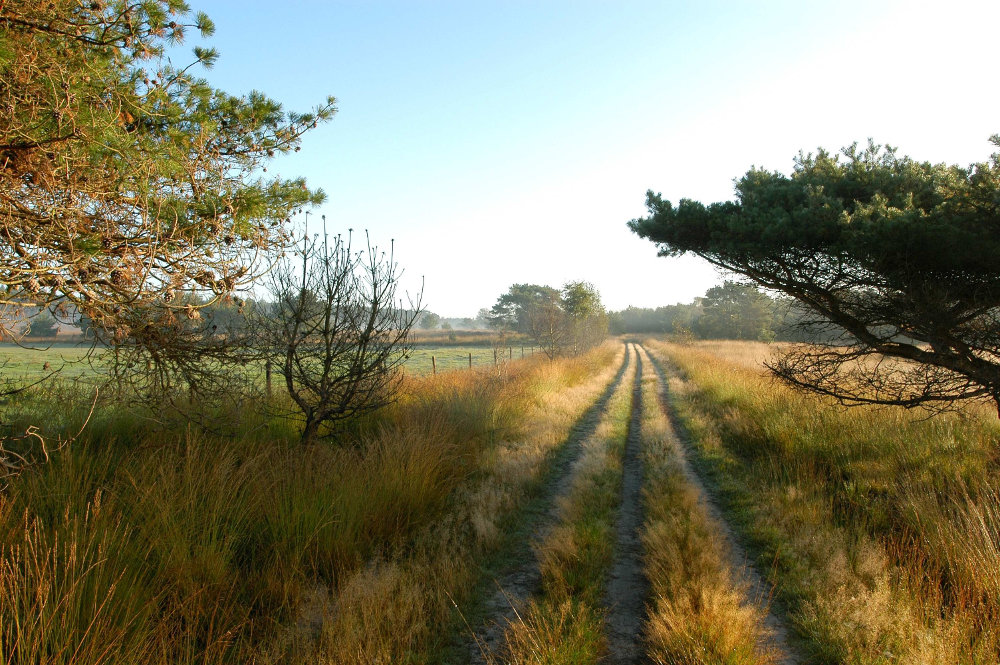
[646,338,1000,664]
[307,342,625,663]
[0,343,620,664]
[679,340,782,371]
[635,346,777,665]
[0,413,478,663]
[491,344,637,664]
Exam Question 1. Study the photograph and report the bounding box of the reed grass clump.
[495,599,605,665]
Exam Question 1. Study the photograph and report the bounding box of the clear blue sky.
[185,0,1000,317]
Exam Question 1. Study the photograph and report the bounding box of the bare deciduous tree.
[253,226,420,444]
[525,299,570,360]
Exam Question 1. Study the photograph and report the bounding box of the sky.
[182,0,1000,317]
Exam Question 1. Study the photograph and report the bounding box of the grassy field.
[0,342,535,382]
[647,339,1000,663]
[4,337,999,664]
[406,344,544,375]
[0,341,622,664]
[0,344,95,382]
[408,330,532,346]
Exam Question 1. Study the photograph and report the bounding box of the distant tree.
[630,139,1000,414]
[202,298,248,335]
[0,0,334,345]
[562,281,608,353]
[490,281,607,358]
[420,312,441,330]
[610,303,701,336]
[562,281,602,319]
[697,281,775,340]
[524,295,569,359]
[608,311,625,335]
[489,284,561,333]
[25,310,58,338]
[475,308,492,328]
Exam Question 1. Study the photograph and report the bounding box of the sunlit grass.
[493,599,606,665]
[489,344,636,664]
[305,343,625,663]
[635,345,778,665]
[646,338,1000,664]
[0,344,620,663]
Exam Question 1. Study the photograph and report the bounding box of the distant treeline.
[609,281,840,342]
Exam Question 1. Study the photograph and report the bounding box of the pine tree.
[631,140,1000,414]
[0,0,335,343]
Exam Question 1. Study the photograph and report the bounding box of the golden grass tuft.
[490,599,605,665]
[0,493,159,665]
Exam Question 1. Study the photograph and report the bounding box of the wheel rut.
[601,343,649,664]
[465,343,633,664]
[642,347,802,665]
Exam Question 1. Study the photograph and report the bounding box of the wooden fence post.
[468,352,472,369]
[432,355,436,375]
[265,359,272,398]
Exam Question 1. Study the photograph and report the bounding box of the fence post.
[469,352,472,369]
[508,346,512,360]
[265,358,272,398]
[494,349,498,365]
[432,355,436,375]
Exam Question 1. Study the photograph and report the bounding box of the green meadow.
[0,343,536,383]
